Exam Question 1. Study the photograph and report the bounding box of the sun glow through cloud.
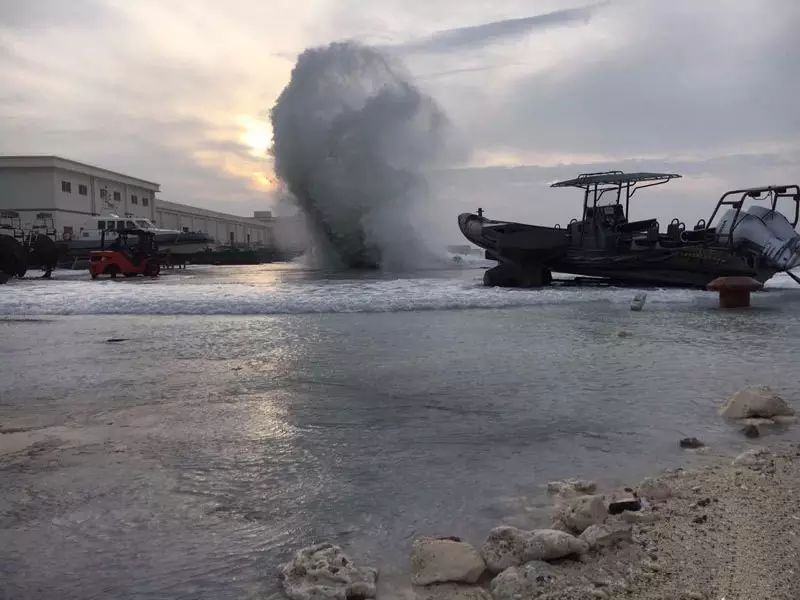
[238,115,272,158]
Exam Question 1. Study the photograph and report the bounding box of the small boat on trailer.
[458,171,800,288]
[64,213,214,259]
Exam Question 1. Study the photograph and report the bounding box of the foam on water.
[2,266,796,316]
[0,270,704,316]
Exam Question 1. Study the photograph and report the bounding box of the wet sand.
[378,442,800,600]
[616,443,800,600]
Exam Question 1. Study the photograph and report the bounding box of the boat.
[458,171,800,288]
[64,213,214,258]
[0,210,60,279]
[189,244,280,265]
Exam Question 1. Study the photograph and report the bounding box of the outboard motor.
[716,207,800,271]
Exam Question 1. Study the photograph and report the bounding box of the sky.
[1,0,798,232]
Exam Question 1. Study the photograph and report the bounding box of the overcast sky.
[1,0,798,228]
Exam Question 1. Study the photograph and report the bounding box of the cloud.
[0,0,798,227]
[430,0,800,160]
[0,0,112,29]
[396,3,604,53]
[430,149,800,244]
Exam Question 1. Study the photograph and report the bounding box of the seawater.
[1,265,799,599]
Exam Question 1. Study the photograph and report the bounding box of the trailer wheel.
[144,260,160,277]
[483,263,551,288]
[105,264,120,279]
[0,234,27,279]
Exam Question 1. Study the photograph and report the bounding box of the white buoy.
[630,292,647,311]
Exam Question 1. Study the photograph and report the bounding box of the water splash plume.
[271,41,451,269]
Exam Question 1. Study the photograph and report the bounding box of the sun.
[237,115,271,158]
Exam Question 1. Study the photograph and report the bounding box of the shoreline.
[287,440,800,600]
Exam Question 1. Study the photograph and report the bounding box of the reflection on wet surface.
[2,266,800,599]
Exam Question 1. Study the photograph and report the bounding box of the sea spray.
[270,42,452,269]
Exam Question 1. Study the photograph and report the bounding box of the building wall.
[1,157,280,249]
[0,167,57,213]
[154,199,274,245]
[53,167,93,214]
[0,158,161,237]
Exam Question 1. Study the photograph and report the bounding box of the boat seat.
[666,221,685,241]
[619,218,658,234]
[681,227,717,242]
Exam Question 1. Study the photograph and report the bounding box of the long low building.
[155,200,274,246]
[0,155,276,246]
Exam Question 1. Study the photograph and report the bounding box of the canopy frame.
[551,171,681,221]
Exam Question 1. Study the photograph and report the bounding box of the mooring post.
[706,276,763,308]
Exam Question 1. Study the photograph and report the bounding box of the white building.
[0,155,274,245]
[155,200,274,246]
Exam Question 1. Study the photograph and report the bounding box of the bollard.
[706,276,763,308]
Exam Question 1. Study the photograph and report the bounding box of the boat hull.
[458,212,777,288]
[458,213,569,264]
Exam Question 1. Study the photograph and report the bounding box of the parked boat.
[0,210,59,280]
[64,213,214,258]
[459,171,800,288]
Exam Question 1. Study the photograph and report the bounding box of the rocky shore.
[280,387,800,600]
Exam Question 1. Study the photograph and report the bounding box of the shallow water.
[2,265,800,599]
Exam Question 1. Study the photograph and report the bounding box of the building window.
[131,195,138,205]
[97,220,106,230]
[229,231,235,244]
[142,197,149,207]
[113,191,121,201]
[78,184,88,196]
[100,189,107,199]
[61,181,71,193]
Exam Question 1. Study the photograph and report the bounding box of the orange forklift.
[89,228,161,279]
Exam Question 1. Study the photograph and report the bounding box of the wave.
[0,274,716,316]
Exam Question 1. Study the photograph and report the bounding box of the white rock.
[554,494,607,534]
[732,446,771,466]
[620,511,663,524]
[774,415,799,425]
[280,543,378,600]
[740,417,776,426]
[489,561,556,600]
[525,529,589,561]
[637,477,672,501]
[546,478,597,497]
[413,583,492,600]
[481,527,587,573]
[630,292,647,311]
[719,386,794,419]
[579,523,632,549]
[410,538,485,585]
[480,527,530,573]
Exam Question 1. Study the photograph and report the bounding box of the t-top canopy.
[551,171,681,188]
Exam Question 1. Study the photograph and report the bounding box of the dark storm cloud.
[397,3,604,53]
